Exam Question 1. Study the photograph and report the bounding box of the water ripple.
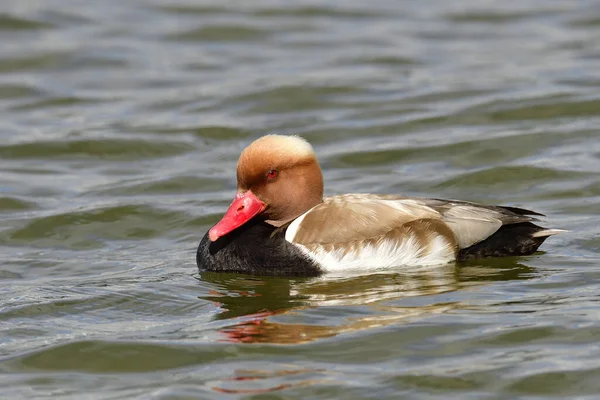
[0,0,598,398]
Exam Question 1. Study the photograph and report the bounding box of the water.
[0,0,599,398]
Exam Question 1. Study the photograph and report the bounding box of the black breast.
[196,219,321,277]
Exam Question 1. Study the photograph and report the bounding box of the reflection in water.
[210,366,328,395]
[198,272,302,319]
[198,259,537,345]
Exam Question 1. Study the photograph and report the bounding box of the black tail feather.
[458,222,551,261]
[498,205,545,217]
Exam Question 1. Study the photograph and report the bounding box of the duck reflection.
[198,258,537,344]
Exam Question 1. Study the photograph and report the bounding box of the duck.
[197,135,565,276]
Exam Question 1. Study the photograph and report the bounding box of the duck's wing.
[284,194,562,269]
[285,194,438,244]
[284,194,459,270]
[416,197,541,248]
[286,194,542,249]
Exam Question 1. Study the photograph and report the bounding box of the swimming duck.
[197,135,564,276]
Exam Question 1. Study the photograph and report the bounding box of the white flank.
[532,229,568,238]
[290,234,455,272]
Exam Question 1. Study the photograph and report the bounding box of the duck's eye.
[266,169,278,180]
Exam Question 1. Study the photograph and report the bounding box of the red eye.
[267,169,278,180]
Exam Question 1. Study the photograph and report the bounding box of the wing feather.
[285,194,540,251]
[286,194,439,245]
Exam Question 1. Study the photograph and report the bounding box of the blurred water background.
[0,0,599,398]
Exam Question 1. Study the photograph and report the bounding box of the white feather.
[290,234,454,272]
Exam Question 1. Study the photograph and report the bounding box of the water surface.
[1,0,599,398]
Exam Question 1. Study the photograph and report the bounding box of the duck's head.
[209,135,324,242]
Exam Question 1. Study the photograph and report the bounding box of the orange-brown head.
[209,135,324,241]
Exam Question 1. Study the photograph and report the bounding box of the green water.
[1,1,599,398]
